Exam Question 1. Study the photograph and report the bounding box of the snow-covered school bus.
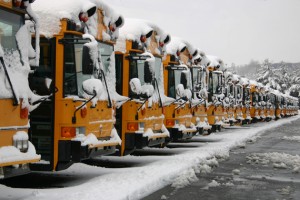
[264,87,276,121]
[28,0,124,171]
[240,77,252,124]
[162,37,198,141]
[201,55,226,131]
[223,71,234,125]
[189,50,212,135]
[114,19,169,155]
[249,80,261,122]
[0,0,40,178]
[232,74,244,124]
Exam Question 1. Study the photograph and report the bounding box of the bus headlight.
[13,139,29,153]
[13,131,29,153]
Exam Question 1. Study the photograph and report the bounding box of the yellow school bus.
[29,0,123,171]
[190,51,212,135]
[0,0,40,178]
[231,74,244,124]
[249,80,260,122]
[202,55,226,130]
[114,19,169,156]
[257,83,267,121]
[223,72,244,126]
[240,77,252,124]
[163,37,198,140]
[265,88,275,121]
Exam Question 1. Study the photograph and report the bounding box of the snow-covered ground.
[1,115,300,200]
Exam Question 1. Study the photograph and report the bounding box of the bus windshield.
[191,68,204,92]
[63,34,91,97]
[128,54,155,98]
[210,72,222,95]
[0,8,23,51]
[98,42,113,75]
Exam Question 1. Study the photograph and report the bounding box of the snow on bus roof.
[240,77,249,86]
[206,55,223,67]
[166,37,196,56]
[117,18,169,43]
[232,74,240,82]
[249,80,258,86]
[32,0,122,38]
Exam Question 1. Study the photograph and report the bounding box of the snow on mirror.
[129,77,154,99]
[82,79,103,96]
[130,78,142,95]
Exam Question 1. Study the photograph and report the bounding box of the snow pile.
[207,180,221,187]
[143,124,170,139]
[246,152,300,172]
[232,169,240,175]
[276,186,293,195]
[72,128,121,146]
[282,136,300,142]
[0,142,40,165]
[171,168,198,189]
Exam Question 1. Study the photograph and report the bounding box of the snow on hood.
[166,36,196,56]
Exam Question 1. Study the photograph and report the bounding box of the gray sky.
[107,0,300,66]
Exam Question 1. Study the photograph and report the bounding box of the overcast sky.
[107,0,300,66]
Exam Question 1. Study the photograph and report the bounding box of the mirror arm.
[72,90,97,124]
[192,98,205,108]
[170,97,184,105]
[137,99,147,113]
[0,57,18,106]
[31,87,58,106]
[175,99,188,111]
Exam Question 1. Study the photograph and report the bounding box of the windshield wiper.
[99,69,112,108]
[0,57,18,106]
[154,78,163,107]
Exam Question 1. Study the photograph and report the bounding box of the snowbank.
[0,142,40,166]
[2,115,300,200]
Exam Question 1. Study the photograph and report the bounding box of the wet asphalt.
[143,118,300,200]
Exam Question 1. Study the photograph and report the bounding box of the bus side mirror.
[82,79,103,96]
[180,72,188,89]
[82,46,94,75]
[144,61,153,83]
